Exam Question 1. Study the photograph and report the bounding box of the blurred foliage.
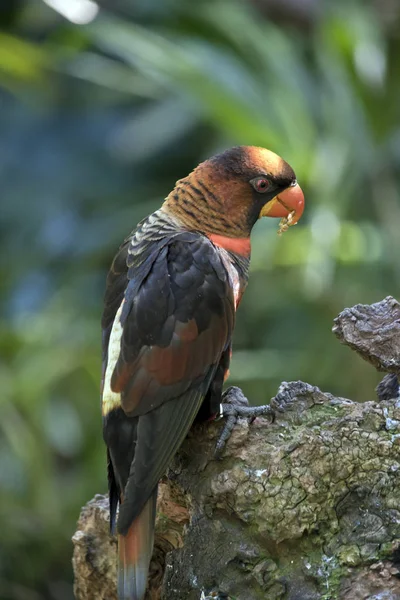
[1,0,400,598]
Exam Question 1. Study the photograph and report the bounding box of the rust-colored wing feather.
[102,228,235,533]
[110,235,234,418]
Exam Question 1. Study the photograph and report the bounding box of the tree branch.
[73,297,400,600]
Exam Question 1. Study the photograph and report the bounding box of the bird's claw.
[214,386,274,457]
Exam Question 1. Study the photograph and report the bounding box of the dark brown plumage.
[101,146,304,599]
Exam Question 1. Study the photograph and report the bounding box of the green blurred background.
[1,0,399,598]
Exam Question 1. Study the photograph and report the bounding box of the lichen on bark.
[73,297,400,600]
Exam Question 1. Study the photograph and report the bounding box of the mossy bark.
[73,297,400,600]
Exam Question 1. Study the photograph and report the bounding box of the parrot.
[101,145,305,600]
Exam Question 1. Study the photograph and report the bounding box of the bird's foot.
[214,386,273,457]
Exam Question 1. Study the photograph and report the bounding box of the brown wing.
[102,232,235,533]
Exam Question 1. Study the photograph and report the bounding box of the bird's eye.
[251,177,270,193]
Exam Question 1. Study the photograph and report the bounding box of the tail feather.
[118,489,157,600]
[107,449,119,536]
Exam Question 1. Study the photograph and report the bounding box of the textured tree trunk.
[73,297,400,600]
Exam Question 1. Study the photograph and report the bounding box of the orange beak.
[259,183,305,225]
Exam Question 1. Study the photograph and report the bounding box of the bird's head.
[163,145,304,244]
